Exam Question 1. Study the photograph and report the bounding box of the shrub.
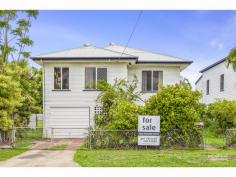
[95,77,142,129]
[106,100,142,130]
[145,83,203,146]
[92,77,143,148]
[0,74,22,131]
[207,100,236,131]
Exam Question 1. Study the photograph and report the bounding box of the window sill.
[52,89,71,91]
[83,89,102,91]
[141,91,157,93]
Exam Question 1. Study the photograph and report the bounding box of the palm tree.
[226,48,236,72]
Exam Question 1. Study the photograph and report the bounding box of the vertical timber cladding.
[138,115,160,146]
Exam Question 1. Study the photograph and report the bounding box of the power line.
[121,10,143,57]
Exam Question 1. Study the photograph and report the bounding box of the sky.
[28,10,236,87]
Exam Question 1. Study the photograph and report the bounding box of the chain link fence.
[0,127,44,149]
[2,127,236,150]
[226,128,236,148]
[84,127,204,149]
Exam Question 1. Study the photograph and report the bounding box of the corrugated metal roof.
[31,43,192,65]
[31,44,137,60]
[105,44,192,63]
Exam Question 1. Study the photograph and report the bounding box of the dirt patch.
[19,154,44,159]
[207,155,236,161]
[31,138,84,150]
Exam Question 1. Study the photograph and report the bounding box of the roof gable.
[105,44,192,64]
[31,45,137,60]
[200,58,226,73]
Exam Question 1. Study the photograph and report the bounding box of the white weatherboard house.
[195,58,236,104]
[32,43,192,138]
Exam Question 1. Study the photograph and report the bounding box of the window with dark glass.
[62,68,69,89]
[206,80,210,95]
[220,74,224,92]
[85,67,107,89]
[54,67,61,89]
[142,70,163,92]
[54,67,69,90]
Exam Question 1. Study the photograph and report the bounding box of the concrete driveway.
[0,139,83,167]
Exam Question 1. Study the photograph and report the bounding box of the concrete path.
[0,139,83,167]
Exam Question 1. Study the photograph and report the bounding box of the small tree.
[0,10,38,63]
[226,48,236,72]
[5,60,42,126]
[0,72,22,131]
[96,77,142,128]
[145,83,203,146]
[207,100,236,131]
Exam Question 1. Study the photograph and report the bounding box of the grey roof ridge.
[93,45,138,58]
[31,44,137,59]
[105,43,193,62]
[200,58,226,73]
[195,75,203,85]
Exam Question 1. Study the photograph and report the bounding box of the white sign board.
[138,115,160,146]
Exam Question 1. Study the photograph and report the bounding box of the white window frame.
[85,67,107,90]
[206,79,210,95]
[220,74,224,92]
[141,70,163,92]
[54,67,69,90]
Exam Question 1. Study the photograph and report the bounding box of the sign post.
[138,115,160,146]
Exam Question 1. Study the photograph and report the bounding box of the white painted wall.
[43,61,182,137]
[128,64,181,104]
[43,61,128,137]
[196,61,236,104]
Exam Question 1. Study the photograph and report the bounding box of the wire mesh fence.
[2,126,236,150]
[226,128,236,148]
[0,127,44,149]
[85,127,204,150]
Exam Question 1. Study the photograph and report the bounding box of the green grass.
[0,149,27,161]
[47,144,68,151]
[0,138,31,161]
[204,128,226,148]
[36,120,43,128]
[0,128,43,161]
[74,149,236,167]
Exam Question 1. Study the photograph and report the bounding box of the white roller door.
[50,107,90,138]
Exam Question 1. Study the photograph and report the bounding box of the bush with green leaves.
[145,83,203,147]
[95,77,142,129]
[0,73,22,131]
[5,60,42,127]
[92,77,143,148]
[207,100,236,131]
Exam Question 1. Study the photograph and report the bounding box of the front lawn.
[204,128,226,148]
[0,128,43,161]
[0,149,27,161]
[74,149,236,167]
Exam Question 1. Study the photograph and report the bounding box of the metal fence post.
[89,127,92,150]
[51,128,53,142]
[202,126,205,149]
[226,128,229,148]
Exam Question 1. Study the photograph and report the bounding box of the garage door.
[50,107,90,138]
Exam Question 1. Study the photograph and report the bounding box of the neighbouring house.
[195,58,236,104]
[31,43,192,138]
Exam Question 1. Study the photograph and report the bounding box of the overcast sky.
[28,10,236,87]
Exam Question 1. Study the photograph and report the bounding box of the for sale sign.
[138,115,160,146]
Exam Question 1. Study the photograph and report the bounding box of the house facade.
[195,58,236,104]
[32,43,192,138]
